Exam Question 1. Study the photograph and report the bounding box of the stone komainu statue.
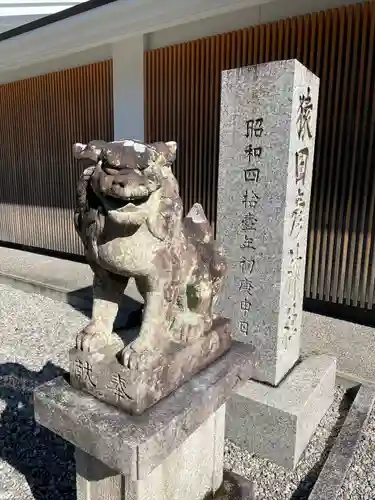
[73,139,227,369]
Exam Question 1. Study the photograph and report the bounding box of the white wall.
[0,44,112,84]
[112,36,145,140]
[0,0,367,87]
[149,0,367,49]
[0,1,89,34]
[0,0,367,82]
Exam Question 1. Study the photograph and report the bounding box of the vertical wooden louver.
[0,60,113,255]
[145,1,375,309]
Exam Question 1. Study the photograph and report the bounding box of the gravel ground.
[337,409,375,500]
[0,283,374,500]
[225,386,350,499]
[0,284,87,500]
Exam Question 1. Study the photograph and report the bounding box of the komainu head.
[73,139,179,229]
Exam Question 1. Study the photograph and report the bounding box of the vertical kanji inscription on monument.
[216,60,319,385]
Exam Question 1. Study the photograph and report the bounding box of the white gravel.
[0,284,87,500]
[0,283,374,500]
[225,386,350,499]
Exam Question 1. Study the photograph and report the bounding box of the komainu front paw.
[119,343,151,370]
[119,335,161,370]
[76,322,111,352]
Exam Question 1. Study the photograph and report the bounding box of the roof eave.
[0,0,271,73]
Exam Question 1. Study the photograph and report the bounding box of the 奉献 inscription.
[73,359,97,387]
[107,373,132,401]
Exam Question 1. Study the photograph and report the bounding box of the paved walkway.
[0,282,373,499]
[0,246,142,309]
[0,246,374,384]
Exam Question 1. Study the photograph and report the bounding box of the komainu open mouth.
[104,194,150,211]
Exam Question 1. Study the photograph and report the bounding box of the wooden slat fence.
[144,1,375,308]
[0,60,113,255]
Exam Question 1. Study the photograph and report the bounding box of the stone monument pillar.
[217,60,336,468]
[34,138,256,499]
[217,59,318,386]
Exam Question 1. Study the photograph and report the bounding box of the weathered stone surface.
[70,318,232,415]
[214,471,255,499]
[75,406,226,500]
[216,59,320,385]
[226,355,336,469]
[34,342,254,479]
[134,405,226,500]
[75,449,123,500]
[309,384,375,500]
[73,138,227,378]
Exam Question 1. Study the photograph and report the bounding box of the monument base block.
[34,343,254,500]
[226,355,336,469]
[70,317,231,415]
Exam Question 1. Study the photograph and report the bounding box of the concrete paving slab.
[309,384,375,500]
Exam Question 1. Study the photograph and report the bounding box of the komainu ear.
[165,141,177,163]
[73,143,87,159]
[73,140,106,164]
[165,141,177,156]
[151,141,178,164]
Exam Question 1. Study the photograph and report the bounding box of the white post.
[112,35,145,141]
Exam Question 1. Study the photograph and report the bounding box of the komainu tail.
[184,203,227,285]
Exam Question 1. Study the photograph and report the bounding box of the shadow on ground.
[0,361,75,500]
[66,285,143,331]
[290,386,359,500]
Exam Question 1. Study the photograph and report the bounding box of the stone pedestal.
[34,343,255,500]
[217,59,320,386]
[227,355,336,469]
[74,406,225,500]
[70,318,232,415]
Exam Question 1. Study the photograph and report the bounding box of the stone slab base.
[74,448,256,500]
[75,405,226,500]
[35,343,254,479]
[34,343,254,500]
[70,317,232,415]
[226,354,336,469]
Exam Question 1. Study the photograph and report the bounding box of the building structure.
[0,1,88,34]
[0,0,373,321]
